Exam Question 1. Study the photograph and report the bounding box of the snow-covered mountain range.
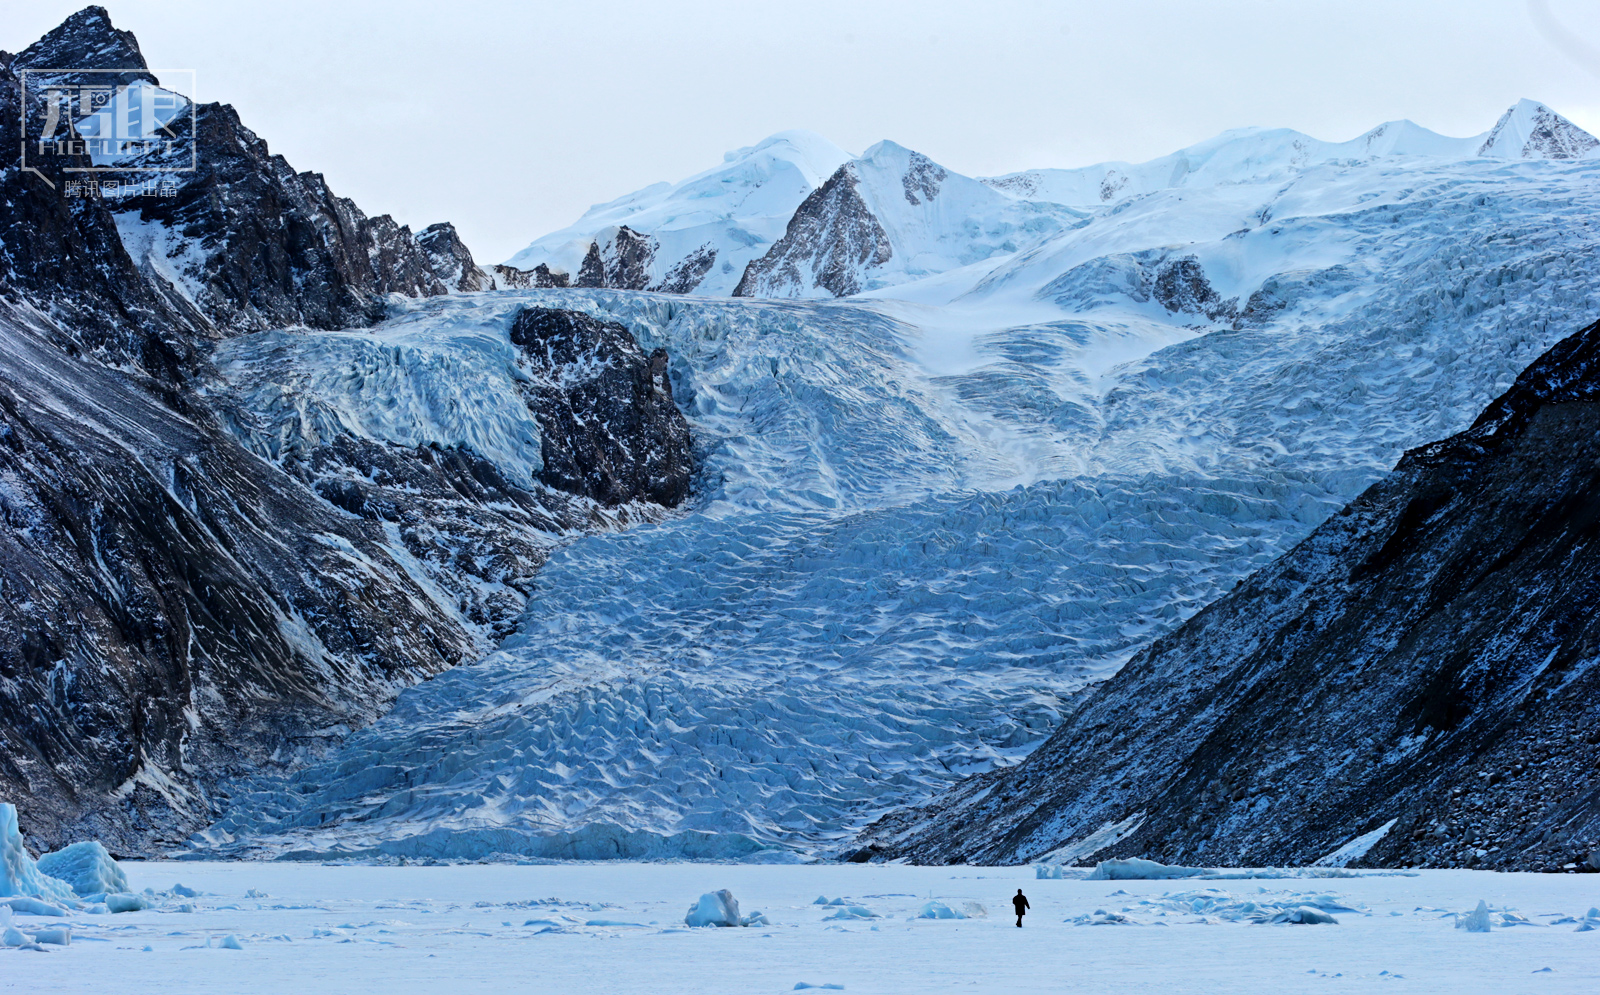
[505,98,1596,302]
[5,7,1600,867]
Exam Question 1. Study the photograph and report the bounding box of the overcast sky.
[5,1,1599,264]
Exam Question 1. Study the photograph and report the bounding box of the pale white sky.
[5,1,1599,264]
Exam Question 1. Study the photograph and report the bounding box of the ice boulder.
[685,889,742,927]
[1036,864,1065,879]
[1270,906,1338,925]
[106,893,149,913]
[917,900,967,919]
[33,926,71,945]
[0,804,74,902]
[37,842,128,897]
[1457,900,1492,932]
[0,897,68,916]
[1086,858,1210,881]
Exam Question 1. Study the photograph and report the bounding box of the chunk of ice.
[1456,900,1492,932]
[1087,858,1210,881]
[36,842,128,897]
[684,889,742,927]
[33,926,71,945]
[917,900,967,919]
[106,893,149,913]
[0,804,75,902]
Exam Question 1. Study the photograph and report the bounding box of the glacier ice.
[208,318,548,489]
[197,127,1600,862]
[0,804,74,903]
[1086,858,1211,881]
[1458,900,1493,932]
[917,900,966,919]
[35,842,128,897]
[684,889,742,927]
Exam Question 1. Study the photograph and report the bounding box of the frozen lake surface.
[5,861,1598,993]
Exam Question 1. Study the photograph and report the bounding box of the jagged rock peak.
[732,162,890,298]
[1477,99,1599,160]
[417,222,492,293]
[14,6,154,84]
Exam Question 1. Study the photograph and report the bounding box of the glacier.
[194,107,1600,861]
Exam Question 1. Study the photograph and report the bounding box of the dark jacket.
[1012,894,1030,913]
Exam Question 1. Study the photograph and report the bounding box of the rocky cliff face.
[511,308,692,507]
[733,165,891,298]
[417,223,493,293]
[0,8,692,851]
[861,318,1600,872]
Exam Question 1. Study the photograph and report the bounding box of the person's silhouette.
[1012,888,1030,927]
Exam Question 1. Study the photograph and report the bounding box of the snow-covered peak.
[1344,118,1477,158]
[503,130,850,295]
[982,101,1595,209]
[722,129,853,185]
[734,142,1084,298]
[1476,99,1599,160]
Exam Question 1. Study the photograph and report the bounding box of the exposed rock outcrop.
[733,164,891,298]
[861,318,1600,872]
[510,307,692,507]
[417,222,493,293]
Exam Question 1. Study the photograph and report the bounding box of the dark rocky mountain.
[0,8,692,851]
[576,226,656,290]
[860,317,1600,873]
[733,164,891,298]
[490,262,570,290]
[417,222,493,293]
[12,5,154,89]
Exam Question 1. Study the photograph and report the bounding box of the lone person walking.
[1012,888,1030,927]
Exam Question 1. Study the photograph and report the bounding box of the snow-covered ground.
[6,861,1600,994]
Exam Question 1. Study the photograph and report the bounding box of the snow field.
[4,861,1600,994]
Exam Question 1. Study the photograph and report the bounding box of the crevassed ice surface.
[200,150,1600,861]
